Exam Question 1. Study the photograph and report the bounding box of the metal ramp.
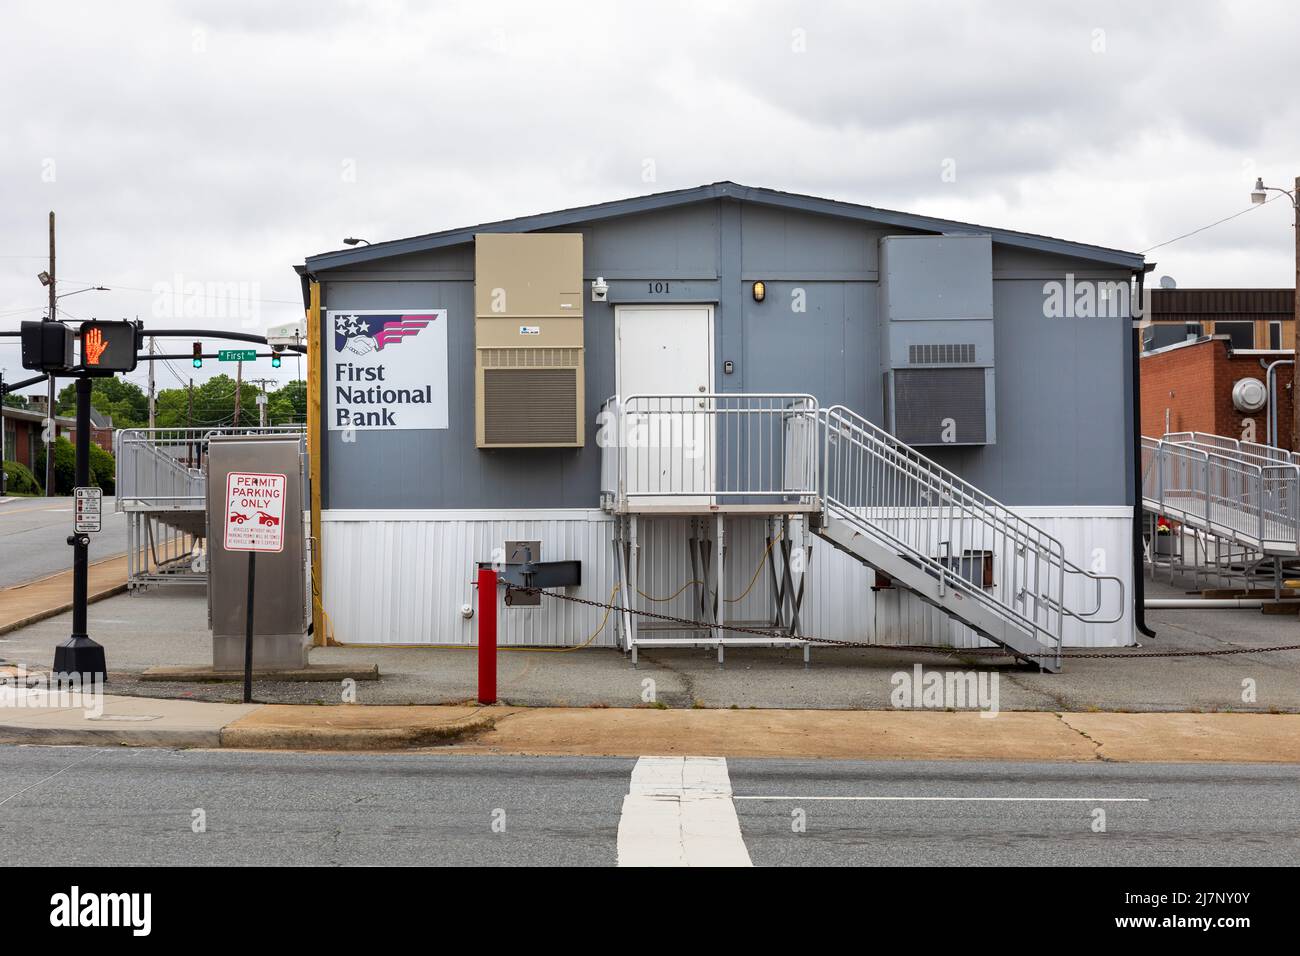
[115,427,304,588]
[1142,432,1300,556]
[600,395,1125,671]
[1141,431,1300,592]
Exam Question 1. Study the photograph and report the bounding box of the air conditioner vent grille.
[480,347,581,368]
[908,343,976,365]
[893,367,988,444]
[483,368,578,445]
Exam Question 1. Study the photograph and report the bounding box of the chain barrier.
[504,583,1300,660]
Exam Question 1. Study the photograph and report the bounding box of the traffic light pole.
[51,374,106,682]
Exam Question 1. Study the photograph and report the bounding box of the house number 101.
[647,282,671,294]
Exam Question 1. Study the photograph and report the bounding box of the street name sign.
[218,349,257,362]
[73,486,102,533]
[223,472,287,553]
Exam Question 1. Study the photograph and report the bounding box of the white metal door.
[616,305,713,504]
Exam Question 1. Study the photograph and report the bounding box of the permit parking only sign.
[224,472,287,553]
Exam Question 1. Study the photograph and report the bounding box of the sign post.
[52,376,106,683]
[222,471,287,702]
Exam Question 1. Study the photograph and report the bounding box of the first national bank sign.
[327,309,449,430]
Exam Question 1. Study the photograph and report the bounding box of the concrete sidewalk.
[4,574,1300,714]
[2,691,1298,762]
[0,552,133,635]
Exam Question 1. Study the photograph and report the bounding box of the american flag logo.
[333,313,434,352]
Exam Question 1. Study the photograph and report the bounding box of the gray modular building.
[296,182,1145,668]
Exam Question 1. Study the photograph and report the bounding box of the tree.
[3,392,29,409]
[33,436,76,495]
[32,436,116,495]
[56,377,148,428]
[265,380,307,425]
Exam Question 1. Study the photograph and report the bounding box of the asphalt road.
[0,748,1295,866]
[0,496,127,587]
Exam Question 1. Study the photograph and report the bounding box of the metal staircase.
[816,406,1122,671]
[601,395,1126,670]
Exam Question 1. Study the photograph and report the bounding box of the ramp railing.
[1143,433,1300,552]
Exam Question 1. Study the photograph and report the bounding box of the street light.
[342,237,370,246]
[1249,176,1300,449]
[56,285,109,299]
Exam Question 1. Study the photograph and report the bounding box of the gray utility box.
[205,434,309,671]
[880,234,996,446]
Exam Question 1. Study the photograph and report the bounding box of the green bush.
[2,460,42,495]
[30,437,117,495]
[33,437,78,496]
[89,442,116,495]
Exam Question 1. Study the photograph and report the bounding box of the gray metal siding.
[317,199,1133,510]
[922,278,1132,505]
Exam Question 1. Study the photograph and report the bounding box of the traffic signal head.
[20,321,75,372]
[192,342,203,368]
[271,349,282,369]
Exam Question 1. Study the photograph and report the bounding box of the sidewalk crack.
[1054,712,1111,762]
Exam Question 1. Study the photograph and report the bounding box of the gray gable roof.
[299,180,1145,274]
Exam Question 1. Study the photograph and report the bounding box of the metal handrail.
[1142,433,1300,551]
[115,426,304,513]
[822,406,1115,665]
[601,393,820,507]
[597,394,1127,655]
[822,406,1126,624]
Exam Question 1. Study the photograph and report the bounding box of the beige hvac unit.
[475,233,585,448]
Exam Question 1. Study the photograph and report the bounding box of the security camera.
[591,276,609,302]
[266,320,304,348]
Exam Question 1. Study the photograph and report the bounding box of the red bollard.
[477,567,497,704]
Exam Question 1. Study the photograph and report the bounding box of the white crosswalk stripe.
[616,756,753,867]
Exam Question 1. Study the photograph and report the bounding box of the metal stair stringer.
[813,511,1058,671]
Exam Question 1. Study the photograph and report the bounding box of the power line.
[1140,192,1286,253]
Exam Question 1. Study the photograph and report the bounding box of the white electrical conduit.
[1145,598,1300,609]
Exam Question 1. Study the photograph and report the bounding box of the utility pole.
[1251,176,1300,448]
[45,211,56,496]
[249,378,276,427]
[147,336,156,429]
[233,359,243,426]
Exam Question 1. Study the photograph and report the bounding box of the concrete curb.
[2,703,1298,761]
[0,725,221,748]
[218,713,497,751]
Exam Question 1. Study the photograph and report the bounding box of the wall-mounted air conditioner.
[880,234,996,446]
[474,233,585,448]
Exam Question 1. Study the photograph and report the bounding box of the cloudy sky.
[2,0,1298,396]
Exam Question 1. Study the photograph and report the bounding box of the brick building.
[1140,335,1293,449]
[1143,287,1294,352]
[1,405,76,474]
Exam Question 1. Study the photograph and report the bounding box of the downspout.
[1132,267,1156,638]
[1262,358,1293,448]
